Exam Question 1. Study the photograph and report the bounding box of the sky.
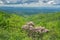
[0,0,60,7]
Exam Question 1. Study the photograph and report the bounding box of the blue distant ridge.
[0,7,60,15]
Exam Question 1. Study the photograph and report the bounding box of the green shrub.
[0,11,60,40]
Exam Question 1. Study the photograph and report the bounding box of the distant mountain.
[0,7,60,15]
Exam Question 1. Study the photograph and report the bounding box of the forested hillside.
[0,11,60,40]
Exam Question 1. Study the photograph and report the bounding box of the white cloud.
[21,0,28,3]
[0,0,4,4]
[6,0,17,3]
[0,2,53,7]
[47,0,56,4]
[6,0,10,3]
[0,0,60,7]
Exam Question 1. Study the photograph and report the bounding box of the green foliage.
[0,11,60,40]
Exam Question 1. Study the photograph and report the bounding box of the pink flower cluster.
[22,21,49,33]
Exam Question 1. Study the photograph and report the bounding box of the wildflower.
[29,26,33,30]
[42,29,49,33]
[22,21,49,40]
[27,21,34,27]
[22,25,29,30]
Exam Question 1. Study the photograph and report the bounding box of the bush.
[0,11,60,40]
